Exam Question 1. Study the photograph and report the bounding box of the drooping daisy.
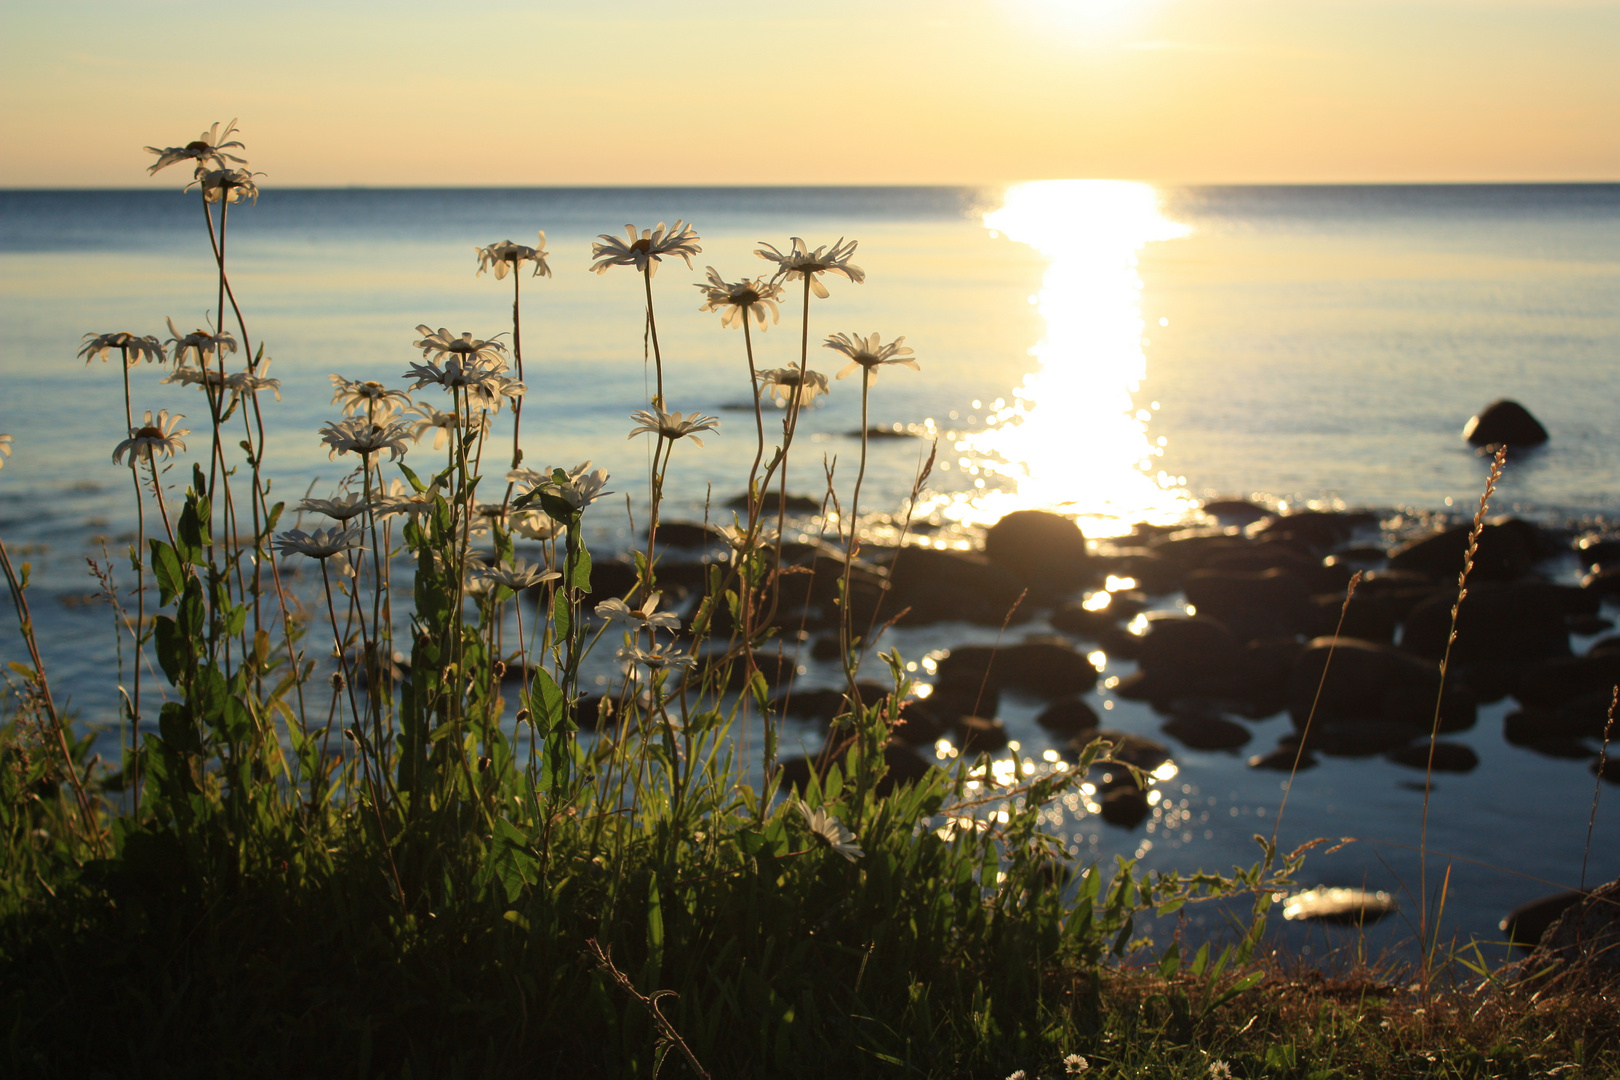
[477,559,560,592]
[755,237,865,299]
[145,120,248,176]
[694,267,783,331]
[403,356,507,395]
[298,493,372,522]
[757,367,830,408]
[224,361,282,401]
[318,417,414,462]
[794,800,864,862]
[79,332,165,367]
[112,411,189,467]
[412,326,506,367]
[590,221,702,277]
[410,404,487,450]
[476,232,551,280]
[825,332,918,383]
[190,167,262,205]
[374,479,440,519]
[596,592,681,634]
[537,462,612,511]
[162,365,225,394]
[464,374,526,414]
[509,509,563,542]
[616,642,697,671]
[273,526,363,560]
[331,375,412,419]
[165,317,237,365]
[627,406,720,447]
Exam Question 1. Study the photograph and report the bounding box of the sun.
[1001,0,1163,39]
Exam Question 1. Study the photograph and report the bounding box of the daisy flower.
[1064,1054,1090,1074]
[318,417,414,462]
[162,365,224,393]
[413,326,506,366]
[476,232,551,280]
[374,479,440,520]
[825,332,918,383]
[757,367,830,408]
[794,800,864,862]
[616,642,697,671]
[298,493,372,522]
[411,404,487,450]
[694,267,783,331]
[273,526,363,560]
[112,411,189,467]
[754,237,864,299]
[1208,1062,1232,1080]
[145,119,247,175]
[590,221,701,277]
[79,332,165,367]
[627,406,720,447]
[596,592,681,633]
[165,317,237,365]
[477,559,560,592]
[510,509,563,542]
[331,375,412,419]
[224,361,281,401]
[535,462,612,511]
[464,374,526,414]
[190,167,262,205]
[403,356,507,395]
[715,522,776,553]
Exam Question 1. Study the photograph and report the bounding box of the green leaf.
[397,461,428,493]
[153,616,185,684]
[529,667,566,737]
[1157,941,1181,979]
[488,816,539,904]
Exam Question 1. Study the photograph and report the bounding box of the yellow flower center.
[134,425,164,439]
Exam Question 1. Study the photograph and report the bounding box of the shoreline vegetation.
[3,123,1617,1078]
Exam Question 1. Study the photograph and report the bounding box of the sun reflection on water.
[925,179,1196,538]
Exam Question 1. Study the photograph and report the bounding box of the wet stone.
[1385,741,1481,773]
[1281,887,1398,925]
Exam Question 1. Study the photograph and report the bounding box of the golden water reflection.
[925,180,1196,539]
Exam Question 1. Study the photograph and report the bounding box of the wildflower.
[190,167,262,205]
[403,356,507,395]
[464,374,526,414]
[79,332,165,367]
[112,411,189,466]
[374,479,439,519]
[412,326,507,367]
[331,375,412,420]
[754,237,864,299]
[411,404,487,450]
[627,406,720,447]
[1208,1062,1232,1080]
[273,526,363,560]
[1005,1073,1027,1080]
[596,592,681,634]
[1064,1054,1090,1074]
[757,366,830,408]
[795,800,864,862]
[0,434,11,470]
[695,267,783,330]
[617,642,697,671]
[510,509,562,542]
[145,119,247,175]
[536,462,612,511]
[590,221,701,277]
[825,332,918,383]
[165,317,237,365]
[318,417,414,462]
[298,493,371,522]
[478,559,560,592]
[161,365,223,392]
[224,361,281,401]
[476,232,551,280]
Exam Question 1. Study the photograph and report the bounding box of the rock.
[1162,713,1252,751]
[1294,721,1420,758]
[920,679,1001,724]
[884,546,1030,625]
[1400,582,1577,667]
[1149,531,1250,572]
[1593,757,1620,784]
[1107,551,1184,595]
[1502,711,1597,755]
[1136,615,1244,692]
[1205,542,1351,593]
[1287,637,1457,730]
[1502,892,1584,952]
[1386,741,1480,773]
[771,683,890,724]
[1463,399,1549,448]
[983,510,1091,596]
[1252,511,1375,554]
[1569,614,1615,637]
[1049,601,1120,640]
[1515,655,1620,709]
[934,640,1099,699]
[1530,878,1620,980]
[1036,696,1100,737]
[892,700,951,745]
[1201,499,1269,525]
[955,715,1009,754]
[1592,636,1620,658]
[1184,567,1315,641]
[1583,566,1620,597]
[1249,745,1317,771]
[1307,590,1398,644]
[1098,787,1150,828]
[1389,519,1544,583]
[1576,535,1620,568]
[1280,887,1398,925]
[1089,730,1173,774]
[774,742,936,798]
[724,491,822,514]
[656,521,721,548]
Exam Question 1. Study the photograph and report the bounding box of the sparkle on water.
[921,179,1197,539]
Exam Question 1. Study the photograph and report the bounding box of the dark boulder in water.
[1162,712,1252,751]
[1386,741,1480,773]
[935,639,1098,699]
[1462,399,1549,448]
[1388,519,1545,583]
[1098,787,1151,828]
[1502,891,1584,952]
[1036,695,1100,737]
[1401,581,1581,668]
[1583,566,1620,597]
[1201,498,1269,525]
[983,509,1091,596]
[1183,567,1314,641]
[955,715,1009,754]
[1530,878,1620,979]
[1514,655,1620,709]
[1287,636,1468,730]
[884,546,1029,626]
[1249,744,1317,771]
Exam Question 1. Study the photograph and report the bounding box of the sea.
[2,182,1618,964]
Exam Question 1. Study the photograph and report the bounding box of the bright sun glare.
[920,180,1194,538]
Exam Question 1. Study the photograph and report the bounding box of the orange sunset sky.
[2,0,1617,187]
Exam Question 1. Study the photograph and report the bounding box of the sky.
[2,0,1617,187]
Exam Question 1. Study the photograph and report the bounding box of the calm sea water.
[2,183,1618,960]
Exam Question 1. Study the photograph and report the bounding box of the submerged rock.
[934,639,1098,699]
[1281,887,1398,925]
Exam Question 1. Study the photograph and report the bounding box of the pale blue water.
[2,183,1618,962]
